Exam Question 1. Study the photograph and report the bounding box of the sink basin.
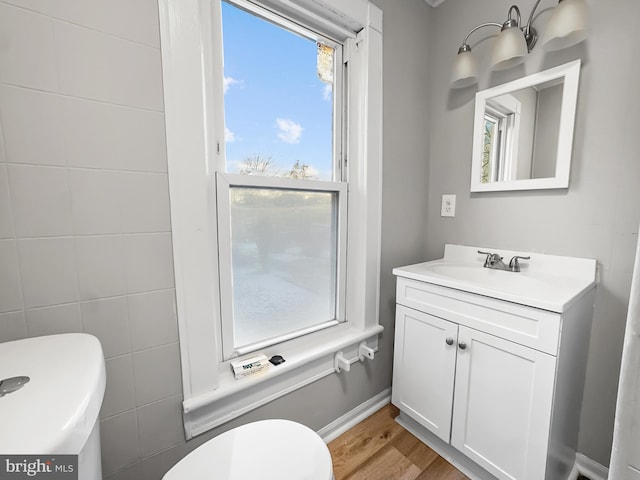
[393,245,597,313]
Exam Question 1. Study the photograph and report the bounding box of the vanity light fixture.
[451,0,588,88]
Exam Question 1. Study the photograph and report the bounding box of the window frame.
[158,0,383,439]
[216,172,348,359]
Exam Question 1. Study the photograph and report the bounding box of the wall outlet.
[441,194,456,217]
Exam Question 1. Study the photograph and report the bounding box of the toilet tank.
[0,334,106,478]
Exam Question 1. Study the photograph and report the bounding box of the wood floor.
[328,404,468,480]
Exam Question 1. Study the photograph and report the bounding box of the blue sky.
[221,1,334,180]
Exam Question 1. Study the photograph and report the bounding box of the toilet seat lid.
[164,419,333,480]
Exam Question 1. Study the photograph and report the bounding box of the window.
[217,1,347,358]
[217,174,347,358]
[221,1,339,180]
[482,94,522,182]
[158,0,382,438]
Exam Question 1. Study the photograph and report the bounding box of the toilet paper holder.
[334,342,375,373]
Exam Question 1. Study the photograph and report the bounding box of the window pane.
[221,1,335,180]
[482,119,495,183]
[229,187,338,348]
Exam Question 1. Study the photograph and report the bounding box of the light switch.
[441,194,456,217]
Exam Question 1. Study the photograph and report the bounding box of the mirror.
[470,60,581,192]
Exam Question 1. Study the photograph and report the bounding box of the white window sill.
[182,324,383,438]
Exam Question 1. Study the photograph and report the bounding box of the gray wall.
[532,83,563,179]
[426,0,640,466]
[0,0,432,479]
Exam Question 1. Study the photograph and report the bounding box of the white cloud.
[224,76,238,94]
[225,127,235,142]
[276,118,303,144]
[323,84,332,102]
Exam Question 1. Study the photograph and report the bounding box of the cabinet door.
[392,305,458,442]
[451,326,556,480]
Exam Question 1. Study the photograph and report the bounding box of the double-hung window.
[217,1,347,359]
[159,0,383,438]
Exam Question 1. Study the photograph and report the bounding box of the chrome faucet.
[478,250,530,272]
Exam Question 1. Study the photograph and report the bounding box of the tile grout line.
[0,0,161,51]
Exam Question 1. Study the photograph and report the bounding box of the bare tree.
[239,156,315,180]
[239,155,279,175]
[285,160,313,179]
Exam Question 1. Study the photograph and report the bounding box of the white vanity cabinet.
[392,245,597,480]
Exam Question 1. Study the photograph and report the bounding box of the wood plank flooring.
[328,404,469,480]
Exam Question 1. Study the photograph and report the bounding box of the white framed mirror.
[470,60,581,192]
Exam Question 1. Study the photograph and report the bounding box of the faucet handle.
[477,250,492,266]
[478,250,503,267]
[509,255,530,272]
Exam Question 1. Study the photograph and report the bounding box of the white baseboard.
[568,463,580,480]
[317,388,391,443]
[575,453,608,480]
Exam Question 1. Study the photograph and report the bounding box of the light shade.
[451,48,478,88]
[491,25,528,71]
[542,0,589,51]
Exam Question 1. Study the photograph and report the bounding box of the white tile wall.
[128,290,178,351]
[0,4,59,91]
[1,0,161,48]
[25,302,82,337]
[0,311,26,343]
[69,170,122,235]
[0,113,6,164]
[8,165,74,237]
[102,463,142,480]
[0,239,24,312]
[75,235,127,300]
[137,394,183,457]
[80,297,131,359]
[60,99,168,172]
[132,343,181,406]
[0,166,13,238]
[119,173,171,233]
[102,355,136,419]
[140,447,181,480]
[124,233,175,293]
[0,86,67,166]
[117,112,167,173]
[17,237,79,308]
[0,1,184,478]
[101,410,141,475]
[53,21,163,111]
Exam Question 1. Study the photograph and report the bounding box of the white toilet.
[0,334,106,480]
[164,418,334,480]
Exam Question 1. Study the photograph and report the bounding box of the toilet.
[164,418,334,480]
[0,334,106,480]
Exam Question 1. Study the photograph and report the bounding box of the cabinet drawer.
[396,277,560,355]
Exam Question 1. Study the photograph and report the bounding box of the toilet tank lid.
[0,334,106,454]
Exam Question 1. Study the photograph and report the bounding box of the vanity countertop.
[393,244,597,313]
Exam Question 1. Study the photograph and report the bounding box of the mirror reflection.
[481,79,563,183]
[470,60,581,192]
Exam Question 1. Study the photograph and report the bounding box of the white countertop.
[393,244,597,313]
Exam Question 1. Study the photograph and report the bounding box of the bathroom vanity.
[392,244,597,480]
